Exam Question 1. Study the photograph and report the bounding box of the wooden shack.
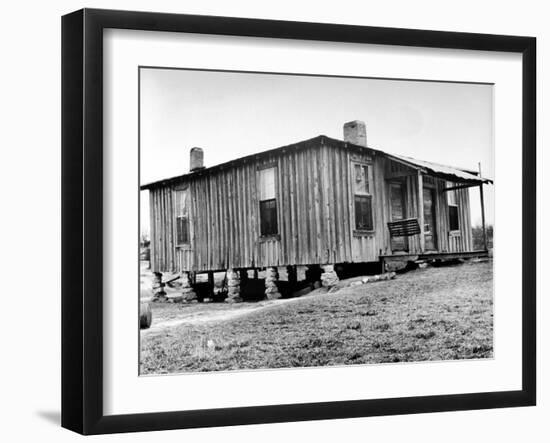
[141,120,492,302]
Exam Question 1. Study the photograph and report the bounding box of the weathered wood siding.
[382,159,473,255]
[149,141,383,273]
[438,180,473,253]
[148,143,475,273]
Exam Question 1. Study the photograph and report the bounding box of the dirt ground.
[140,260,493,374]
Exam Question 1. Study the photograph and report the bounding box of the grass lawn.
[140,260,493,374]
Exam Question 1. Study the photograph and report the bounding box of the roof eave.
[140,136,493,189]
[385,153,493,185]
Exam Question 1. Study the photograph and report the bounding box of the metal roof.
[140,135,493,190]
[386,153,493,184]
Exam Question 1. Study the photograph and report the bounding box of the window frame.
[446,182,460,233]
[174,186,191,247]
[257,164,280,239]
[351,161,375,234]
[388,180,409,251]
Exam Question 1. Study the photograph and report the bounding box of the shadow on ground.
[36,410,60,426]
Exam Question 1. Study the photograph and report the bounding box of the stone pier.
[320,264,339,288]
[226,268,243,303]
[152,272,167,302]
[265,267,282,300]
[179,271,197,303]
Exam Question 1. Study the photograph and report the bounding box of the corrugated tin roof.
[140,135,493,189]
[386,153,493,184]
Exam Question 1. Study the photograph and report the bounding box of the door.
[423,187,437,251]
[389,182,408,252]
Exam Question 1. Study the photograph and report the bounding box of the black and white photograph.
[138,68,494,375]
[1,0,545,439]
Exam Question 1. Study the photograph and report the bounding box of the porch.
[383,153,493,257]
[379,249,490,272]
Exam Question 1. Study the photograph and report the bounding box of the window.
[353,163,373,231]
[355,195,373,230]
[259,167,278,236]
[175,188,190,245]
[447,183,459,231]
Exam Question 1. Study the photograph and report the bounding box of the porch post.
[417,170,425,252]
[479,162,488,251]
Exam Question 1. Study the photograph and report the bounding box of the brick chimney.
[343,120,367,147]
[190,147,205,172]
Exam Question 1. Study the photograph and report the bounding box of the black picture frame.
[62,8,536,435]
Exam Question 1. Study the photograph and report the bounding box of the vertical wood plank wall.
[149,144,475,273]
[381,158,473,255]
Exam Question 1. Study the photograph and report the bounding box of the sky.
[140,67,494,235]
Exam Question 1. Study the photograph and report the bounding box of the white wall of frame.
[104,28,521,416]
[0,0,547,442]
